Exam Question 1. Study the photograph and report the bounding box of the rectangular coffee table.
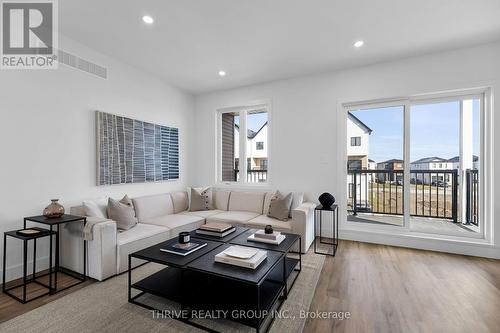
[128,230,302,333]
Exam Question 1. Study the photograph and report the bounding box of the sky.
[351,100,480,163]
[233,112,268,132]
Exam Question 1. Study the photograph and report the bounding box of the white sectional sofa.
[61,189,316,281]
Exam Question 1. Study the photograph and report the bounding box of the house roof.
[411,156,448,164]
[368,159,375,163]
[348,112,372,134]
[379,159,403,164]
[235,122,268,139]
[447,155,479,162]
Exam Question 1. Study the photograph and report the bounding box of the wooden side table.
[3,227,56,303]
[314,204,339,256]
[24,214,87,293]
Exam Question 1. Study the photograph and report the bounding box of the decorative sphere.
[318,192,335,208]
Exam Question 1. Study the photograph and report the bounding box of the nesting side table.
[3,227,56,303]
[24,214,87,293]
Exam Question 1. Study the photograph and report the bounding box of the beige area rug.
[0,250,324,333]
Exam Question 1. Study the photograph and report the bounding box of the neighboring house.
[347,113,372,209]
[409,156,479,184]
[368,159,377,170]
[410,156,453,184]
[347,112,372,170]
[234,122,268,170]
[376,159,403,183]
[447,155,479,170]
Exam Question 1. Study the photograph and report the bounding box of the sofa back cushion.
[132,193,174,222]
[228,191,266,214]
[170,191,188,213]
[214,190,231,211]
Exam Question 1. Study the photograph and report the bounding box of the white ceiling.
[60,0,500,94]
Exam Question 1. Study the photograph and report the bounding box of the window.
[260,159,268,170]
[347,160,362,170]
[218,104,269,184]
[351,136,361,146]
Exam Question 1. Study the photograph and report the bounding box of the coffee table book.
[248,233,286,245]
[214,245,267,269]
[254,229,281,240]
[160,239,207,256]
[198,222,233,232]
[195,226,236,237]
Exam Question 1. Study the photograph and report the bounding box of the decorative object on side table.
[318,192,335,208]
[43,199,65,218]
[314,204,338,256]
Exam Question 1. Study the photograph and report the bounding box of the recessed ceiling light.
[142,16,154,24]
[354,40,364,48]
[218,70,226,77]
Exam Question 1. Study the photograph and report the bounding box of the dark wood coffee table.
[128,229,302,333]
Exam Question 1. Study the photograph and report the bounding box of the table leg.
[33,238,37,280]
[282,255,287,299]
[2,234,6,292]
[23,240,27,303]
[55,224,59,291]
[83,219,87,281]
[128,255,131,302]
[49,225,53,293]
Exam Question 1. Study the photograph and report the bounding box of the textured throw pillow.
[107,195,138,230]
[289,192,304,218]
[189,187,214,211]
[267,191,293,221]
[83,197,108,218]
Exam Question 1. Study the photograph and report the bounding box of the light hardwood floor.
[1,242,498,333]
[303,240,500,333]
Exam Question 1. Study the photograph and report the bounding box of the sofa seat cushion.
[142,214,205,236]
[245,215,292,232]
[117,223,169,246]
[206,211,260,226]
[180,210,224,218]
[116,223,171,274]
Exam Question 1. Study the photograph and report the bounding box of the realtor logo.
[1,0,58,69]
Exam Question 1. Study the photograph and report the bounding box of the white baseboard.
[339,229,500,259]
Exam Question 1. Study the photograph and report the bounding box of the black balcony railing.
[348,169,461,223]
[234,169,267,183]
[466,169,479,226]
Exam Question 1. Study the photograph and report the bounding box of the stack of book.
[247,229,286,245]
[160,239,207,256]
[215,245,267,269]
[195,222,235,237]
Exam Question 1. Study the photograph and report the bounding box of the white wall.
[194,41,500,258]
[0,35,195,282]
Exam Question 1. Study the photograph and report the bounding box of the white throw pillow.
[289,192,304,217]
[83,197,108,218]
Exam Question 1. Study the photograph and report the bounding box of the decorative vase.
[43,199,65,218]
[318,192,335,208]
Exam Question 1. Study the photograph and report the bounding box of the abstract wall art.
[96,111,179,185]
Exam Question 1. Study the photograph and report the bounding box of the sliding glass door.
[346,93,483,237]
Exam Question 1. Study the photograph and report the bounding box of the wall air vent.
[57,49,107,79]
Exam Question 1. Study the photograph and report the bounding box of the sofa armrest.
[60,218,117,281]
[291,202,316,253]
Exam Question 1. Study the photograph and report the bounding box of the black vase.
[318,192,335,208]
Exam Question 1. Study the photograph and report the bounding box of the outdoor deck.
[347,214,476,236]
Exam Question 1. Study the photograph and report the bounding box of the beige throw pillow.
[189,187,214,211]
[267,191,293,221]
[107,195,138,230]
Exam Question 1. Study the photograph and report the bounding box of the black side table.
[24,214,87,293]
[3,227,56,303]
[314,204,339,256]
